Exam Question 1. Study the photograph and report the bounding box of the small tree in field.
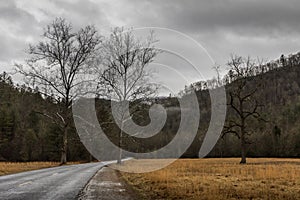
[96,28,160,164]
[16,18,101,164]
[223,55,265,164]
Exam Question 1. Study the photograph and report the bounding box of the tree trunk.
[60,125,68,165]
[117,129,123,164]
[89,153,93,163]
[240,118,247,164]
[240,130,247,164]
[240,143,246,164]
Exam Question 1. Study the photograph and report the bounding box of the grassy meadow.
[120,158,300,200]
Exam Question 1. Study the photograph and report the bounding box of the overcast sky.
[1,0,300,93]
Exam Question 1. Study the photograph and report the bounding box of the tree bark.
[240,143,247,164]
[117,129,123,164]
[240,129,247,164]
[240,113,247,164]
[60,125,68,165]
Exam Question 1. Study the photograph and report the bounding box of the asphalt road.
[0,161,116,200]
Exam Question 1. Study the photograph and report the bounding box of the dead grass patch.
[120,158,300,200]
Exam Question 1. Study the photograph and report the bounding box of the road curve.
[0,161,114,200]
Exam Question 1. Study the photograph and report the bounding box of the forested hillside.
[115,52,300,159]
[183,53,300,158]
[0,72,91,162]
[1,52,300,162]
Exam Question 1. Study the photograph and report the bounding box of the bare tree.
[223,55,265,164]
[16,18,102,164]
[96,28,160,164]
[212,64,222,87]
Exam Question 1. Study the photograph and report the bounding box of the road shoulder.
[77,167,138,200]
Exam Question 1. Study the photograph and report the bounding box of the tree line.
[181,52,300,93]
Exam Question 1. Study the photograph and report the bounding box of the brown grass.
[0,161,81,176]
[120,158,300,200]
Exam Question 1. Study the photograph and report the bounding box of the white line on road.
[19,181,32,187]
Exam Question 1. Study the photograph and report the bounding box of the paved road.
[0,161,116,200]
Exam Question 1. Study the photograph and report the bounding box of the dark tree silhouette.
[16,18,102,164]
[223,55,265,164]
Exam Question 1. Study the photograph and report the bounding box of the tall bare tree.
[223,55,265,164]
[96,28,160,164]
[212,64,222,87]
[16,18,101,164]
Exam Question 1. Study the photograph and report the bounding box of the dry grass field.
[120,158,300,200]
[0,162,81,176]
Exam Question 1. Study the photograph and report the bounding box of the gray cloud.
[0,0,300,90]
[115,0,300,77]
[48,0,109,28]
[0,1,40,64]
[121,0,300,37]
